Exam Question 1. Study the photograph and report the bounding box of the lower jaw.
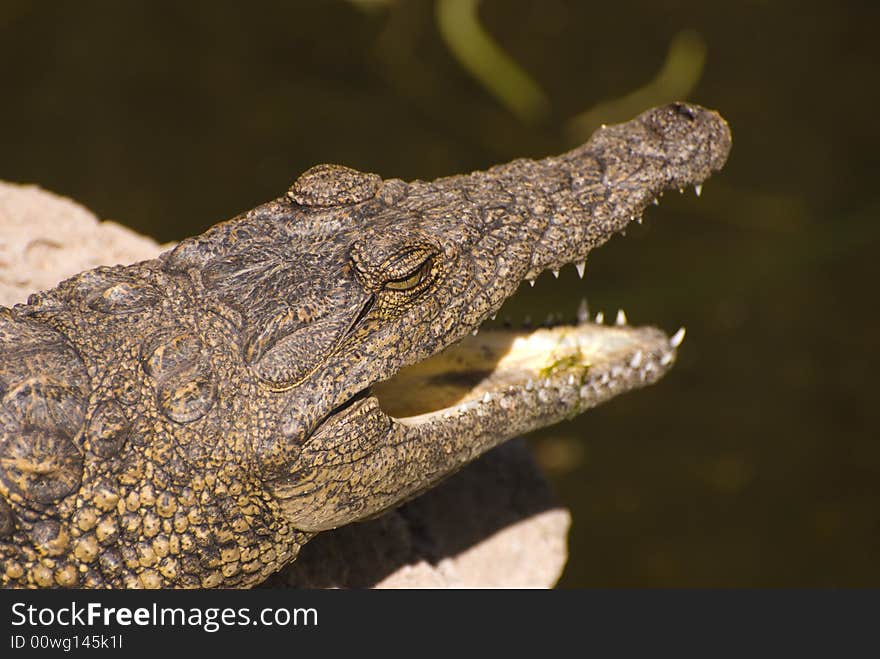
[373,319,683,429]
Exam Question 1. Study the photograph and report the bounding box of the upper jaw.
[523,103,731,281]
[369,104,730,425]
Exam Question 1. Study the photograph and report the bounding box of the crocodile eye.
[384,257,433,291]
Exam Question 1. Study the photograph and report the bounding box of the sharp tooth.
[637,217,643,224]
[660,352,674,365]
[490,313,496,320]
[567,374,575,386]
[527,278,536,287]
[616,309,627,326]
[471,328,479,336]
[629,351,642,368]
[482,392,492,403]
[552,269,559,279]
[576,298,589,324]
[595,311,604,324]
[525,378,534,391]
[670,327,686,348]
[543,378,552,388]
[695,183,703,197]
[575,261,586,278]
[652,197,659,206]
[679,187,684,194]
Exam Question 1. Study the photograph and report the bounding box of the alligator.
[0,103,730,588]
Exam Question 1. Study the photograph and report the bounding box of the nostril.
[672,102,697,121]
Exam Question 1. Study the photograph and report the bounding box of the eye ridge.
[384,257,433,292]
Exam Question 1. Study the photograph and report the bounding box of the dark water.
[1,1,878,586]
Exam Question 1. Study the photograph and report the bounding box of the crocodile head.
[0,103,730,588]
[165,102,731,533]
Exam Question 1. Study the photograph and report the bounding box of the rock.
[0,180,570,588]
[0,182,168,303]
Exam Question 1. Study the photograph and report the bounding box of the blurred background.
[1,0,878,586]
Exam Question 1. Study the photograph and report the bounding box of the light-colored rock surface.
[0,180,571,588]
[0,181,169,304]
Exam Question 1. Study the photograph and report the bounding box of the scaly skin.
[0,103,731,588]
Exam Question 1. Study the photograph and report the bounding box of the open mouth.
[358,102,729,437]
[376,315,684,426]
[374,233,687,433]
